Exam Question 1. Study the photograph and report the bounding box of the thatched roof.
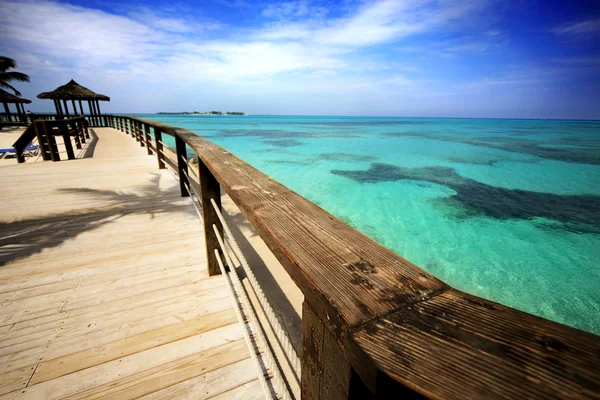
[0,89,32,104]
[37,79,110,101]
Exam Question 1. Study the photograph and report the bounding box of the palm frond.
[0,71,30,83]
[0,81,21,96]
[0,56,17,73]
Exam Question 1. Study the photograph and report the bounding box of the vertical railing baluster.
[45,122,60,161]
[34,121,50,161]
[79,118,86,145]
[175,134,189,197]
[138,121,144,147]
[199,159,223,276]
[144,124,152,155]
[154,127,165,169]
[61,120,75,160]
[84,117,90,140]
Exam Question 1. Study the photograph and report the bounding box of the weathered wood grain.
[353,289,600,399]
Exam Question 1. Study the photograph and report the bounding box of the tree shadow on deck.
[0,173,194,267]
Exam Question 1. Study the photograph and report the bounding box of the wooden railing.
[13,116,89,163]
[1,113,113,128]
[44,115,600,398]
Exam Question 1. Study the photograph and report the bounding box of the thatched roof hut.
[37,79,110,116]
[0,89,32,115]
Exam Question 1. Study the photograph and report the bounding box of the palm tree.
[0,56,30,97]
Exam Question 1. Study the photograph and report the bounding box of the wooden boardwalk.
[0,128,263,399]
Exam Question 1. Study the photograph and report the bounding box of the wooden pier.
[0,127,263,399]
[0,114,598,400]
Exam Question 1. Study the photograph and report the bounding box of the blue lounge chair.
[0,143,39,159]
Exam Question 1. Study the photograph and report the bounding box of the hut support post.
[175,135,189,197]
[2,102,9,115]
[144,124,153,155]
[63,100,70,116]
[154,127,165,169]
[79,100,84,116]
[199,159,223,276]
[91,101,97,126]
[87,101,93,126]
[72,100,77,115]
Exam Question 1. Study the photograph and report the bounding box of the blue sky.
[1,0,599,118]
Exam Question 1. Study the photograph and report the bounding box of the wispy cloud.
[0,0,488,85]
[553,19,600,35]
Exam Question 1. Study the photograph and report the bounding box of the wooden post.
[83,118,90,139]
[45,122,60,161]
[3,102,9,114]
[61,121,75,160]
[78,119,86,144]
[154,127,165,169]
[126,119,130,136]
[63,100,70,116]
[133,120,139,141]
[73,121,82,150]
[175,134,189,197]
[34,121,50,161]
[144,124,153,155]
[57,100,64,115]
[199,158,223,276]
[301,301,361,400]
[79,100,84,116]
[139,122,145,147]
[93,101,98,126]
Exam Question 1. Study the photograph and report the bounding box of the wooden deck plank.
[0,127,259,400]
[0,292,231,376]
[31,309,237,384]
[0,324,245,400]
[138,358,259,400]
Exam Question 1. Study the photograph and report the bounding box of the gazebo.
[37,79,110,117]
[0,88,31,116]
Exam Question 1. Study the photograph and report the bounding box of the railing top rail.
[120,115,600,399]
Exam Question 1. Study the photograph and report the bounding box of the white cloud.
[554,19,600,35]
[262,1,328,19]
[0,0,516,114]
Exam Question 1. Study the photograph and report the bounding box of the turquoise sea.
[137,114,600,335]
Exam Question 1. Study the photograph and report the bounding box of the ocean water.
[136,114,600,335]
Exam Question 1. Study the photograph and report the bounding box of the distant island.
[156,111,245,115]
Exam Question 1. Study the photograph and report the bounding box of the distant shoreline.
[156,111,245,116]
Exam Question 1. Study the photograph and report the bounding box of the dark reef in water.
[384,132,600,165]
[218,129,357,139]
[321,152,378,162]
[264,139,304,147]
[332,163,600,231]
